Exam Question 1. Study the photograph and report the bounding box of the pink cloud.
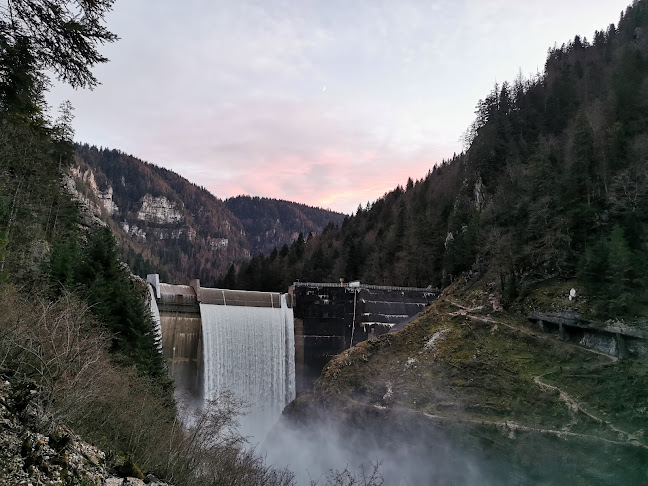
[70,93,456,215]
[200,145,445,214]
[48,0,631,219]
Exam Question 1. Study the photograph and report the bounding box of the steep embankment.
[283,278,648,484]
[0,374,172,486]
[71,145,344,286]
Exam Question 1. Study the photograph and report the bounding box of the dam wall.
[148,275,440,423]
[149,276,203,405]
[147,275,295,440]
[291,282,440,395]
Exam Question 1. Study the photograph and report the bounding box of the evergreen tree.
[222,263,236,289]
[606,224,633,313]
[48,227,166,378]
[0,0,118,91]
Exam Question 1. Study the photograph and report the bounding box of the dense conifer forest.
[225,195,345,256]
[229,2,648,320]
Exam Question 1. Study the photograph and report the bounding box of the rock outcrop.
[136,195,183,224]
[0,374,171,486]
[71,145,344,284]
[70,165,119,217]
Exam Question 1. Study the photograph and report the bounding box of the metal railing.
[292,281,439,293]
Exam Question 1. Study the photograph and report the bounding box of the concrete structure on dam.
[291,281,440,395]
[146,275,440,405]
[147,274,294,404]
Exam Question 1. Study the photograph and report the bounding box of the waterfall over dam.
[147,275,295,440]
[147,274,439,438]
[201,294,295,438]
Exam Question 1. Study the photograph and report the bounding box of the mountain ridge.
[71,144,345,285]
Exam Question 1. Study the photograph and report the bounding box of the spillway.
[148,275,438,439]
[200,295,295,440]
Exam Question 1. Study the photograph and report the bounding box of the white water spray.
[200,295,295,442]
[147,284,163,352]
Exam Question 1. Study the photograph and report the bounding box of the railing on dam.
[293,281,440,294]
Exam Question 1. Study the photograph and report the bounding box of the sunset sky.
[48,0,631,214]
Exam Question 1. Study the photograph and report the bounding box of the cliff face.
[71,145,343,285]
[70,165,119,217]
[135,195,183,225]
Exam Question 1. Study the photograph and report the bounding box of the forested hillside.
[233,2,648,320]
[73,144,249,285]
[225,195,345,256]
[279,6,648,484]
[72,145,344,287]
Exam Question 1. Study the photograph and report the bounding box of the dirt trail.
[533,375,647,449]
[368,403,645,449]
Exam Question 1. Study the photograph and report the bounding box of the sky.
[48,0,632,214]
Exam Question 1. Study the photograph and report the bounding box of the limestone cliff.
[136,194,183,225]
[71,145,343,285]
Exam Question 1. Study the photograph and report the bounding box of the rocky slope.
[71,145,344,286]
[0,374,171,486]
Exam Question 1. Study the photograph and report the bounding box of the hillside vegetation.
[235,2,648,322]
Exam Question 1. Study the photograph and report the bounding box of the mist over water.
[196,295,492,484]
[192,293,575,485]
[259,411,488,486]
[188,295,638,485]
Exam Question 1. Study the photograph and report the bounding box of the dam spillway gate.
[146,274,440,426]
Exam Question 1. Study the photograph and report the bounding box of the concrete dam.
[291,281,440,395]
[146,274,439,437]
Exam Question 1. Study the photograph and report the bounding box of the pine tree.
[222,263,236,289]
[606,224,633,313]
[0,0,118,90]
